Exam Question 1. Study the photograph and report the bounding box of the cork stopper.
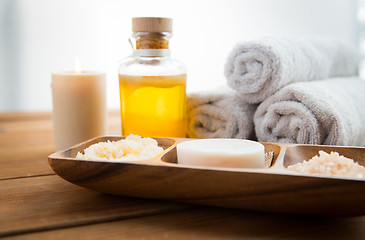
[132,17,172,49]
[132,17,172,33]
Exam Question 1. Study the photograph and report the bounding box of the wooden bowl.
[48,136,365,216]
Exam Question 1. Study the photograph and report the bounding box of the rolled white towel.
[254,77,365,146]
[187,87,257,139]
[225,36,358,103]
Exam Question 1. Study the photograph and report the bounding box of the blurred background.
[0,0,361,112]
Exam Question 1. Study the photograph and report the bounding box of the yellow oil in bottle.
[119,74,186,137]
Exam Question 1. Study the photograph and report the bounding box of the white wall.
[0,0,358,112]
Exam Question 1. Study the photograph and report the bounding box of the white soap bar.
[177,139,265,168]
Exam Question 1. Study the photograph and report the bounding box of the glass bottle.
[118,17,187,138]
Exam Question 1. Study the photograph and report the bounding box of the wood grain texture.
[0,110,120,135]
[49,136,365,216]
[4,207,365,240]
[0,144,55,179]
[0,175,190,238]
[0,110,121,179]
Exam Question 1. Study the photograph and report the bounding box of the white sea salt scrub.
[288,151,365,179]
[76,134,163,161]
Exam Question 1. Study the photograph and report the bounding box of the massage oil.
[119,74,186,137]
[118,17,187,137]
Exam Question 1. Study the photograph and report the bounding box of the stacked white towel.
[187,36,361,145]
[224,36,358,103]
[186,87,256,139]
[254,78,365,146]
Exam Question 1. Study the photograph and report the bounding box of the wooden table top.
[1,111,364,239]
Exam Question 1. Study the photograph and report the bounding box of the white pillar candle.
[51,71,107,151]
[177,139,265,168]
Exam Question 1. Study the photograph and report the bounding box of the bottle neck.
[131,32,172,57]
[133,32,171,49]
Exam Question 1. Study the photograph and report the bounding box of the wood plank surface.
[3,207,365,240]
[0,110,121,179]
[0,175,190,238]
[0,143,54,179]
[0,110,121,135]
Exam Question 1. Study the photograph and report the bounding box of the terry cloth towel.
[254,77,365,146]
[224,36,358,103]
[187,87,257,139]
